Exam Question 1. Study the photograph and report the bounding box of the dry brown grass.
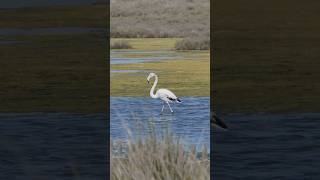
[111,122,210,180]
[110,0,209,39]
[111,40,132,49]
[175,37,210,50]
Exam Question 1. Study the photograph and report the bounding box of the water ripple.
[111,97,210,149]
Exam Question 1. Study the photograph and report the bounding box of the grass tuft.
[110,0,209,38]
[111,121,210,180]
[175,37,210,50]
[111,40,132,49]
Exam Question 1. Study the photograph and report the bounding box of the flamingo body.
[156,89,180,103]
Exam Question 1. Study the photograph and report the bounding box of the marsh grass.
[110,0,209,39]
[110,38,210,96]
[111,40,132,49]
[110,0,210,49]
[175,37,210,50]
[111,121,210,180]
[111,58,210,96]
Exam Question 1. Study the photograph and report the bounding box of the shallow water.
[0,113,108,179]
[111,97,210,150]
[111,50,183,65]
[110,56,178,65]
[110,49,207,65]
[213,113,320,179]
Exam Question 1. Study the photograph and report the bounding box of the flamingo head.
[147,72,156,84]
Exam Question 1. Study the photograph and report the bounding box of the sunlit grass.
[111,38,210,96]
[111,59,209,97]
[111,38,181,51]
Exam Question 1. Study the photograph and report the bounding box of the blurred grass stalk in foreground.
[111,120,210,180]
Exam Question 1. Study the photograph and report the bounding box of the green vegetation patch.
[111,59,210,97]
[111,39,210,97]
[111,38,181,51]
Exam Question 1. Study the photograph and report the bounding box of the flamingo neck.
[150,75,158,98]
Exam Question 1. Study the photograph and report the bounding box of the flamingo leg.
[167,102,173,113]
[161,103,165,113]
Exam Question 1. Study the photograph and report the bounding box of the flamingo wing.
[157,89,179,102]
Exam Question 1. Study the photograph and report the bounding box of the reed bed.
[175,37,210,50]
[111,122,210,180]
[111,40,132,49]
[110,0,209,39]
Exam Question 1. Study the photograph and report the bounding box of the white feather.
[156,89,177,102]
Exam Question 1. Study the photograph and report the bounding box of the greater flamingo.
[147,73,181,113]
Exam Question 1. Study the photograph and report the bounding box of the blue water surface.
[111,97,210,149]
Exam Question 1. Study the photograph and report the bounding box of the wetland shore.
[111,38,210,97]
